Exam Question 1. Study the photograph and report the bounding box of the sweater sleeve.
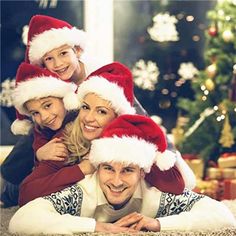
[18,161,85,206]
[158,196,236,230]
[9,198,96,234]
[145,164,185,194]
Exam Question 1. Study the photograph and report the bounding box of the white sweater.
[9,174,236,235]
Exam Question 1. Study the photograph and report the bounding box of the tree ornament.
[147,12,179,42]
[219,114,235,148]
[206,63,217,78]
[205,78,215,91]
[132,59,159,91]
[208,25,217,37]
[222,29,234,42]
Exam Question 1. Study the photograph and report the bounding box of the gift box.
[183,154,204,178]
[218,153,236,168]
[207,167,236,180]
[223,179,236,200]
[194,179,223,200]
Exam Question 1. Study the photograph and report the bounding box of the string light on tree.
[222,29,234,42]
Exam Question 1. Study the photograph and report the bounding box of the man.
[9,115,236,234]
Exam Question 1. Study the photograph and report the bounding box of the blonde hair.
[63,114,91,165]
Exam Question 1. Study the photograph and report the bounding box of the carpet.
[1,200,236,236]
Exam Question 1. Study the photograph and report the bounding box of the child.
[18,62,194,206]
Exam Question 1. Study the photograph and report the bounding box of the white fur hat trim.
[77,76,136,115]
[89,136,157,173]
[29,27,86,65]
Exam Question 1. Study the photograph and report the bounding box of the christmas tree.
[177,0,236,165]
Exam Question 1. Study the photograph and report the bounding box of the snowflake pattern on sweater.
[43,184,83,216]
[156,188,204,217]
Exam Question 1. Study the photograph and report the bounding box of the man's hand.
[78,159,96,175]
[115,212,161,232]
[95,222,137,233]
[36,138,68,162]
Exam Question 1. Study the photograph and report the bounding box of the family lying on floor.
[1,15,236,234]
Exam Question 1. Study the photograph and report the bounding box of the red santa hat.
[11,62,79,135]
[89,114,176,172]
[76,62,136,115]
[25,14,86,65]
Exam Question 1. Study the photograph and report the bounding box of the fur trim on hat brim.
[29,27,86,65]
[77,76,136,115]
[11,119,33,135]
[12,76,78,115]
[89,136,157,173]
[155,149,176,171]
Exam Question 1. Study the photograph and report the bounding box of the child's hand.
[36,138,69,162]
[78,159,96,175]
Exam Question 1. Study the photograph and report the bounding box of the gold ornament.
[219,114,235,148]
[222,29,234,42]
[206,63,217,78]
[205,78,215,91]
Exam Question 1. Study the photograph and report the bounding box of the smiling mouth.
[84,124,98,131]
[108,186,127,194]
[56,67,68,74]
[45,117,56,126]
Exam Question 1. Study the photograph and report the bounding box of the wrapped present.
[183,154,204,178]
[223,179,236,200]
[222,168,236,179]
[207,167,236,180]
[218,153,236,168]
[194,178,223,200]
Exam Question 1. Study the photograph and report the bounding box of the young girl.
[18,62,195,206]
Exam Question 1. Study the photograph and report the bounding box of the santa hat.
[25,14,86,65]
[89,114,176,172]
[11,62,79,135]
[77,62,136,115]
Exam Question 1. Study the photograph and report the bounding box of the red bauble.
[208,26,217,37]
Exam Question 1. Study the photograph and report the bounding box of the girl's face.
[25,97,67,130]
[42,45,83,83]
[79,93,117,141]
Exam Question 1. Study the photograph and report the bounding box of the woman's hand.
[36,138,68,162]
[78,159,96,175]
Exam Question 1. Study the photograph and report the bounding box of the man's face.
[98,162,144,209]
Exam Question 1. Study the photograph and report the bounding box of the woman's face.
[79,93,117,141]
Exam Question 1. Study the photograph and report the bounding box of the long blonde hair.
[63,114,91,165]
